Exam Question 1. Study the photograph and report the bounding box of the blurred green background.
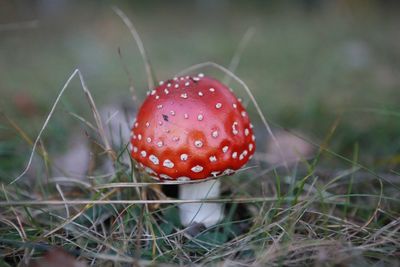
[1,0,400,177]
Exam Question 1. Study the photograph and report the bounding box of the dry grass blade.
[0,199,269,206]
[223,27,255,85]
[10,69,115,184]
[1,185,27,242]
[56,184,70,218]
[0,196,348,206]
[0,218,25,241]
[2,6,399,266]
[67,111,97,132]
[348,179,384,239]
[77,71,115,162]
[42,189,116,238]
[272,127,400,191]
[112,6,156,89]
[118,47,139,106]
[3,113,34,146]
[9,70,78,184]
[177,61,289,172]
[93,166,256,189]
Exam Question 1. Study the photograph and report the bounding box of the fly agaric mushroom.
[130,74,255,227]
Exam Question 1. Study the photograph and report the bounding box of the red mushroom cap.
[130,74,256,181]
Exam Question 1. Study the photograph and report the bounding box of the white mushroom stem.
[179,179,223,228]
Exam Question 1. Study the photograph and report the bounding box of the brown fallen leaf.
[28,248,86,267]
[13,91,38,116]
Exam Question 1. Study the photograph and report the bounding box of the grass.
[2,158,398,266]
[1,1,400,266]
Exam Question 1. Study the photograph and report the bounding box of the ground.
[0,1,399,266]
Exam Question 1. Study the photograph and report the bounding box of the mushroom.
[130,74,255,227]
